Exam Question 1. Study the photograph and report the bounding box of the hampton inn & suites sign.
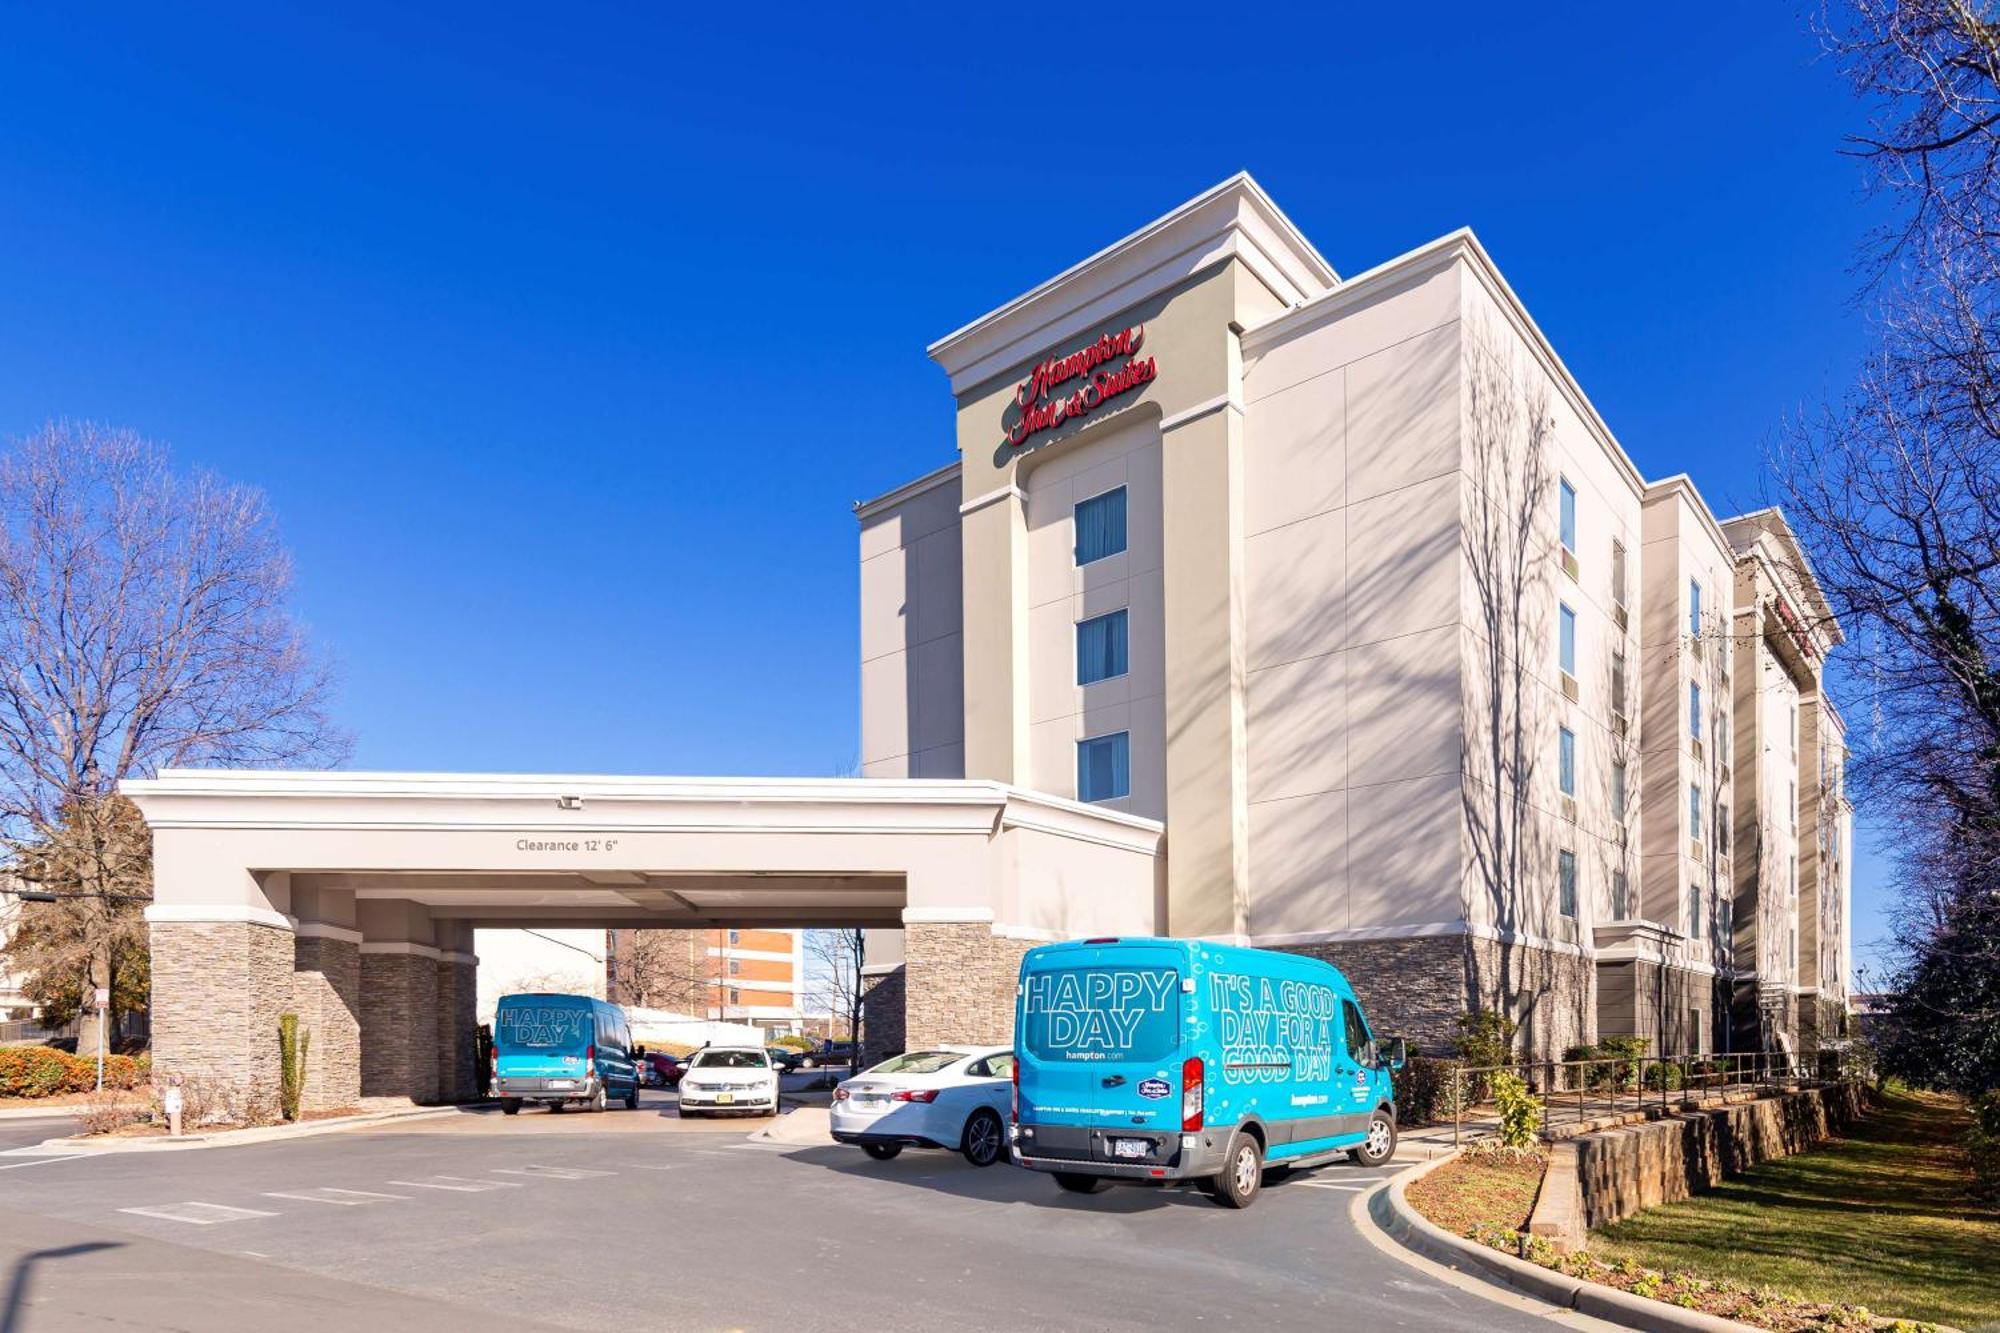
[1007,324,1157,447]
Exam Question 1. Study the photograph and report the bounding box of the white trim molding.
[143,903,293,932]
[439,950,478,966]
[1226,919,1593,960]
[1158,393,1241,435]
[359,941,442,959]
[958,482,1026,518]
[902,907,995,925]
[295,921,364,945]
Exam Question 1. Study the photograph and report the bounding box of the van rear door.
[494,998,591,1089]
[1018,943,1184,1133]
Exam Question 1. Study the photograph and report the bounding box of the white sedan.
[677,1046,779,1117]
[830,1046,1014,1167]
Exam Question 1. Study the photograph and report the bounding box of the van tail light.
[890,1088,938,1103]
[1181,1056,1204,1132]
[585,1044,595,1069]
[1011,1058,1020,1124]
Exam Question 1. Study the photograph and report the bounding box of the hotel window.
[1789,781,1797,831]
[1719,896,1733,958]
[1611,649,1628,714]
[1558,849,1577,918]
[1559,478,1577,553]
[1687,883,1702,939]
[728,959,741,976]
[1077,732,1130,803]
[1688,783,1702,841]
[729,987,741,1005]
[1689,681,1702,740]
[1074,487,1127,565]
[1611,761,1627,821]
[1611,539,1628,608]
[1612,870,1630,920]
[727,929,739,945]
[1075,609,1129,685]
[1559,604,1577,676]
[1689,578,1703,637]
[1559,727,1576,797]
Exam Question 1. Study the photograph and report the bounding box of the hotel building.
[127,175,1854,1109]
[859,174,1852,1060]
[605,926,807,1035]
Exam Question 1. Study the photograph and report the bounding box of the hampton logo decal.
[1022,968,1176,1061]
[1208,974,1337,1084]
[1137,1076,1172,1100]
[1007,324,1157,448]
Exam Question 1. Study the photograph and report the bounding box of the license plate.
[547,1080,574,1089]
[717,1092,734,1105]
[1113,1138,1149,1159]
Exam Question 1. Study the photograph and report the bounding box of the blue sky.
[0,5,1900,978]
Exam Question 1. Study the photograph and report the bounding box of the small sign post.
[93,987,109,1091]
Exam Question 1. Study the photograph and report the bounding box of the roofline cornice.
[854,459,961,520]
[925,173,1338,397]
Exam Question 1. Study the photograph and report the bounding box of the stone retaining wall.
[1573,1082,1866,1229]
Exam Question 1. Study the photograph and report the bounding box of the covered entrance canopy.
[123,771,1162,1109]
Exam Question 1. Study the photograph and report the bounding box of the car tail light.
[833,1086,849,1101]
[890,1089,938,1103]
[1181,1056,1204,1132]
[1011,1057,1020,1124]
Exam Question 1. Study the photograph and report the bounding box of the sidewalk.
[0,1102,461,1155]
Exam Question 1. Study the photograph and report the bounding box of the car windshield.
[867,1050,964,1075]
[691,1050,768,1069]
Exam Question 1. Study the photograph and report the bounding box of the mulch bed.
[1403,1144,1547,1234]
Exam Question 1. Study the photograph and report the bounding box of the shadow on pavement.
[2,1241,121,1333]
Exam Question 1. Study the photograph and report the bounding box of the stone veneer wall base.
[860,966,906,1066]
[903,923,1029,1051]
[360,952,441,1103]
[151,920,295,1102]
[292,935,362,1111]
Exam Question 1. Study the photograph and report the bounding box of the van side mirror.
[1378,1037,1407,1071]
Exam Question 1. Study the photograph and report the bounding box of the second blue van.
[490,992,642,1114]
[1010,938,1404,1208]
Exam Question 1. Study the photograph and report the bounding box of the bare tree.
[608,929,712,1013]
[0,424,347,1055]
[804,927,864,1056]
[1460,330,1556,1049]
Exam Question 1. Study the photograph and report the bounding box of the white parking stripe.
[120,1202,278,1225]
[0,1155,87,1171]
[385,1176,522,1192]
[489,1165,612,1180]
[263,1188,409,1206]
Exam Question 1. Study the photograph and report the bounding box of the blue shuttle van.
[1011,938,1405,1208]
[491,992,642,1114]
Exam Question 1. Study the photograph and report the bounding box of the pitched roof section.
[926,173,1339,396]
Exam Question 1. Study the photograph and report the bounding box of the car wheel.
[863,1142,902,1161]
[799,1056,816,1069]
[625,1083,641,1111]
[678,1106,699,1119]
[961,1109,1005,1167]
[1052,1171,1105,1194]
[1349,1109,1396,1166]
[1210,1131,1264,1209]
[499,1099,521,1116]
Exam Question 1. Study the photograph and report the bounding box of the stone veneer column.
[148,911,295,1103]
[359,945,441,1103]
[859,967,906,1065]
[292,925,362,1111]
[433,952,478,1102]
[903,922,1029,1050]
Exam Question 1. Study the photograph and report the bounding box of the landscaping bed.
[1404,1108,1967,1332]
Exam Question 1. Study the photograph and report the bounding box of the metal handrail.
[1446,1048,1840,1145]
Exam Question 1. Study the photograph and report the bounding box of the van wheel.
[1209,1131,1264,1209]
[1053,1172,1105,1194]
[1349,1110,1396,1166]
[587,1085,608,1113]
[499,1099,521,1116]
[548,1100,563,1114]
[624,1084,640,1110]
[961,1109,1005,1167]
[863,1142,902,1161]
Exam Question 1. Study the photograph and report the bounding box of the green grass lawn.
[1591,1087,1999,1330]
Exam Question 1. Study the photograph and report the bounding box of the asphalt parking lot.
[0,1097,1580,1333]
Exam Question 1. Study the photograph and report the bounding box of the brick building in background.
[605,927,807,1037]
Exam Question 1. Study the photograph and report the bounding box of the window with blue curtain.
[1074,487,1127,565]
[1689,578,1702,636]
[1558,850,1577,918]
[1559,604,1577,675]
[1076,609,1129,685]
[1689,681,1702,739]
[1077,732,1130,802]
[1559,478,1577,552]
[1559,727,1576,796]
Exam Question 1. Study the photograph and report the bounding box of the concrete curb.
[1369,1150,1756,1333]
[748,1107,834,1147]
[2,1103,465,1155]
